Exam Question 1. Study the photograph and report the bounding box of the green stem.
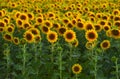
[59,48,62,79]
[94,51,97,79]
[6,50,10,79]
[51,44,54,63]
[115,58,119,79]
[76,74,78,79]
[22,44,26,77]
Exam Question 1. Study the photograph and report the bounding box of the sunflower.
[13,37,20,45]
[14,11,21,19]
[57,26,67,36]
[41,25,50,34]
[29,28,40,36]
[62,18,70,25]
[71,19,77,25]
[94,24,102,32]
[66,22,74,29]
[98,20,106,26]
[0,27,4,32]
[36,17,43,24]
[113,16,120,21]
[3,17,10,24]
[16,18,23,27]
[63,30,76,42]
[96,13,102,19]
[53,23,61,30]
[19,13,28,21]
[110,29,120,39]
[71,39,79,47]
[100,40,110,50]
[22,21,31,30]
[47,31,58,43]
[3,33,13,42]
[0,20,6,27]
[23,31,35,43]
[84,22,95,31]
[85,30,98,42]
[76,21,84,30]
[72,64,82,74]
[0,10,5,17]
[5,26,14,34]
[103,25,111,31]
[34,35,41,43]
[86,41,95,50]
[114,21,120,29]
[112,9,120,15]
[43,20,53,28]
[27,12,34,20]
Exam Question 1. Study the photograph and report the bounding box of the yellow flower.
[72,64,82,74]
[85,30,98,42]
[47,31,58,43]
[63,30,76,42]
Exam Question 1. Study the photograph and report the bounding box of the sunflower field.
[0,0,120,79]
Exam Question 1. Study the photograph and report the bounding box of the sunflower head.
[3,33,13,42]
[100,40,110,50]
[85,30,98,42]
[72,64,82,74]
[76,21,84,30]
[13,37,20,45]
[47,31,58,43]
[63,30,76,42]
[110,29,120,39]
[84,22,95,31]
[94,24,102,32]
[23,31,35,43]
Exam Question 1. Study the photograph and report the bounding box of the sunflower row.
[0,0,120,50]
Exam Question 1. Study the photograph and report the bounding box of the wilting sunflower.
[110,29,120,39]
[3,33,13,42]
[76,21,84,30]
[71,39,79,47]
[47,31,58,43]
[85,41,96,50]
[13,37,20,45]
[72,64,82,74]
[85,30,98,42]
[34,35,41,43]
[63,30,76,42]
[23,31,35,43]
[94,24,102,32]
[84,22,95,31]
[100,40,110,50]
